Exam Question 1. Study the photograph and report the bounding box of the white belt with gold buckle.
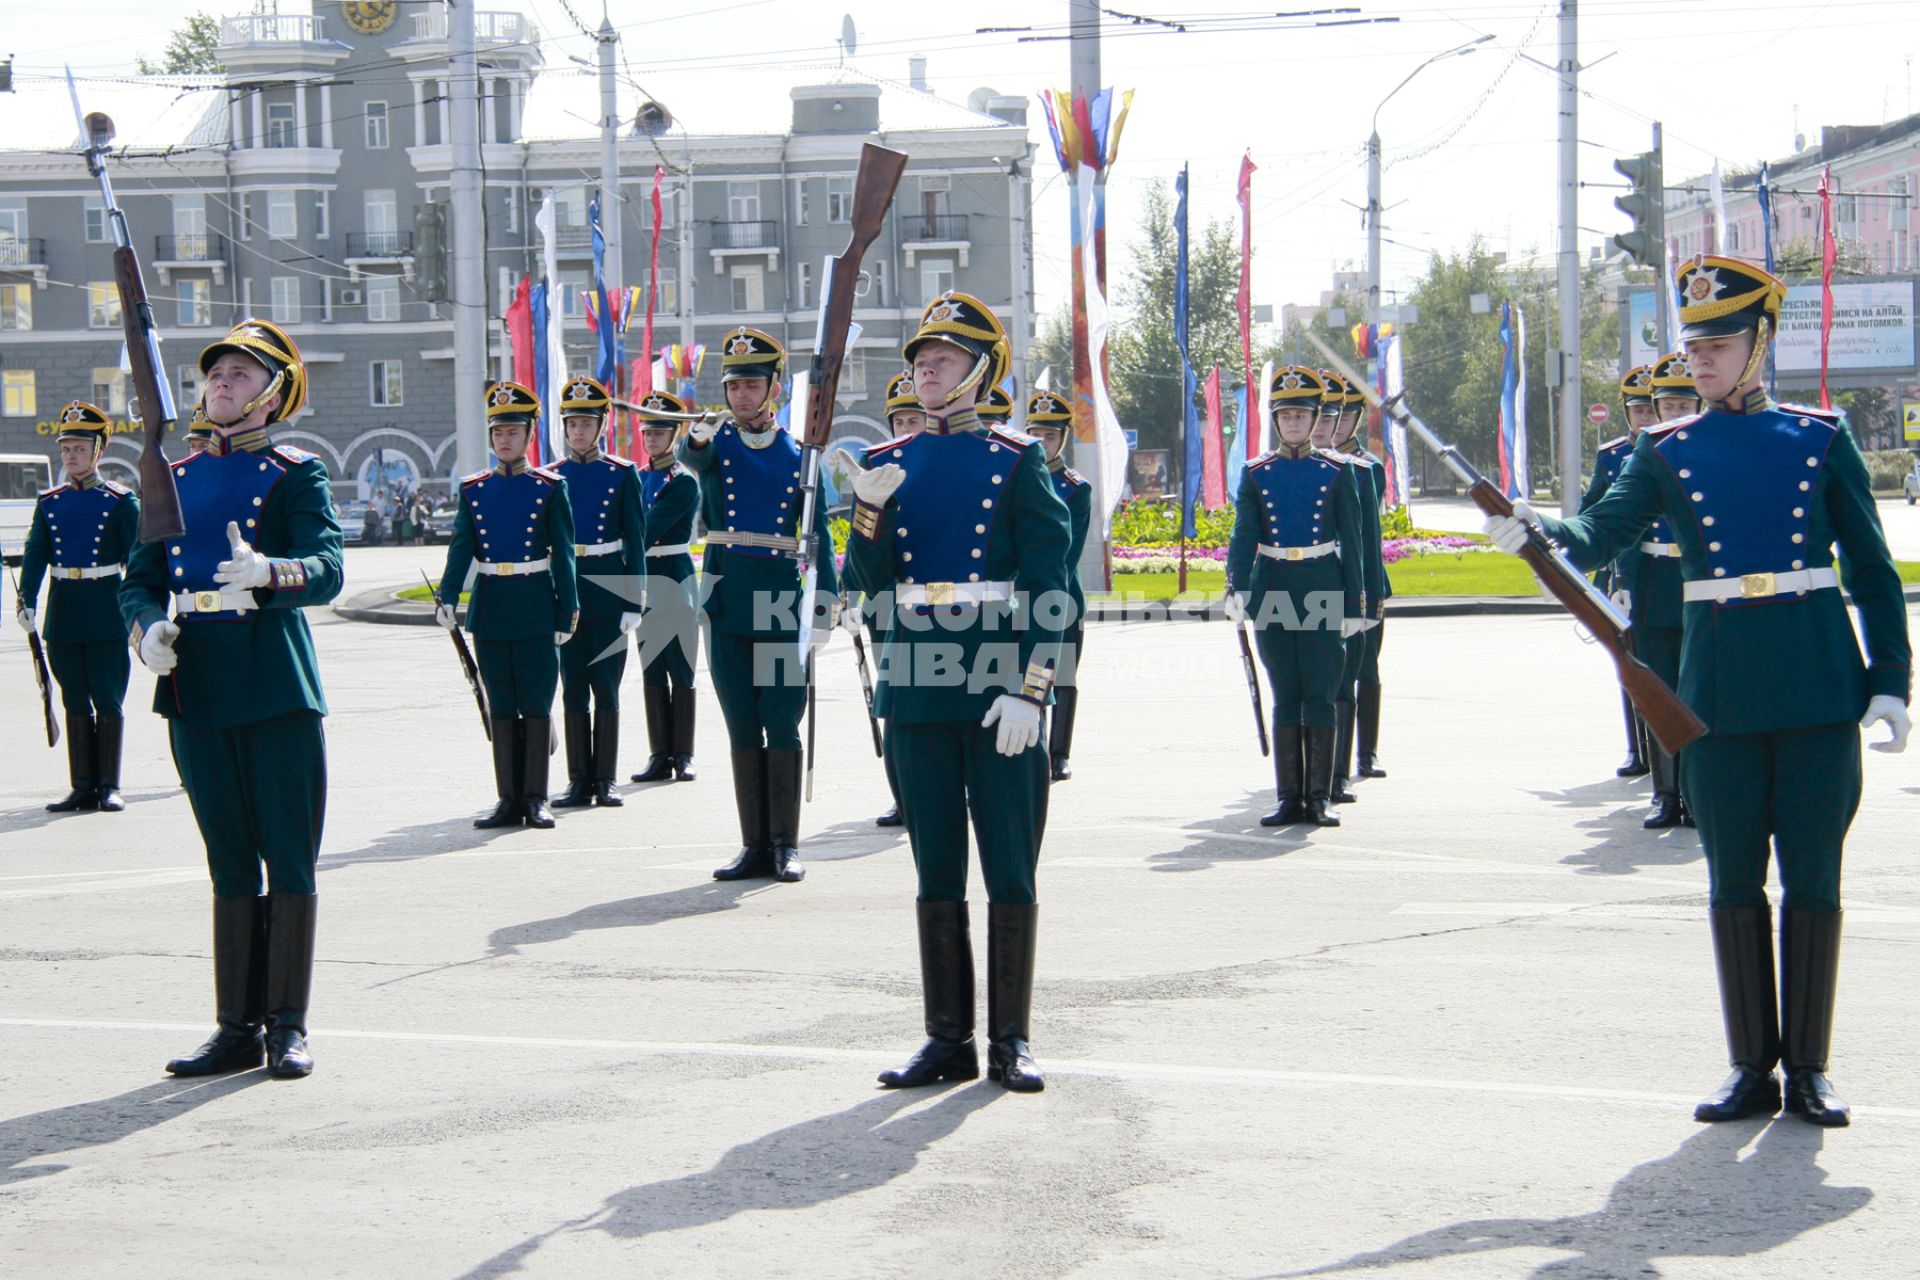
[1639,541,1681,558]
[1257,541,1337,562]
[646,543,692,557]
[53,564,122,580]
[1682,567,1838,602]
[573,540,622,557]
[172,589,257,614]
[475,557,552,576]
[895,580,1014,607]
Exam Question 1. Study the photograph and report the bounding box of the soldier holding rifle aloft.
[679,327,838,885]
[1586,364,1661,779]
[16,401,140,813]
[122,319,342,1080]
[1227,365,1368,829]
[1023,388,1092,782]
[848,292,1072,1093]
[550,375,645,809]
[1485,255,1911,1127]
[630,390,702,785]
[435,382,580,831]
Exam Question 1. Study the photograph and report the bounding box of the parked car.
[336,500,372,545]
[1904,459,1920,505]
[426,504,459,544]
[0,453,54,564]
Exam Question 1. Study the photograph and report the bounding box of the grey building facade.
[0,6,1035,498]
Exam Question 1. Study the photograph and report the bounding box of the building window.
[870,259,888,306]
[917,173,951,219]
[505,188,519,233]
[91,367,131,415]
[552,186,586,229]
[558,269,589,318]
[843,351,866,394]
[650,267,678,314]
[796,261,813,310]
[0,283,31,331]
[271,276,300,323]
[235,193,251,241]
[314,190,330,239]
[1890,177,1909,229]
[366,274,401,322]
[0,199,26,253]
[919,258,954,304]
[827,177,853,223]
[178,364,204,410]
[267,102,296,148]
[88,282,123,329]
[178,278,212,327]
[2,370,35,418]
[727,181,760,222]
[793,179,810,226]
[85,197,108,243]
[267,190,297,240]
[364,189,397,251]
[371,360,404,407]
[365,101,389,149]
[730,263,765,312]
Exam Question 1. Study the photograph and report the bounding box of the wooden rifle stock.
[801,144,907,449]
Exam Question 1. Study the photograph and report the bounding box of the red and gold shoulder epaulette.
[271,443,318,465]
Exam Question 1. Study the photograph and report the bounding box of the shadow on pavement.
[3,1072,267,1186]
[1268,1120,1868,1278]
[485,878,771,958]
[1144,788,1322,873]
[0,788,177,837]
[319,812,547,874]
[458,1085,1000,1278]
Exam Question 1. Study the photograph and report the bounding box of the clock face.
[341,1,399,36]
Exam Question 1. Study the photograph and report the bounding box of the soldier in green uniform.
[630,391,702,785]
[1315,371,1385,804]
[841,369,926,827]
[121,319,341,1080]
[847,292,1072,1093]
[1620,352,1704,828]
[1486,255,1911,1127]
[550,375,645,809]
[1228,366,1368,828]
[679,328,838,884]
[435,382,580,831]
[1024,389,1091,781]
[16,401,140,812]
[1338,376,1392,780]
[1586,366,1661,779]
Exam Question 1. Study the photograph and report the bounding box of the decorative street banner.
[1625,279,1917,376]
[1495,301,1528,501]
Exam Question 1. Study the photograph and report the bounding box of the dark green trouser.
[48,639,130,717]
[1358,617,1384,687]
[1252,609,1344,727]
[707,630,807,751]
[1683,722,1859,913]
[1338,633,1362,699]
[559,613,627,712]
[638,614,697,690]
[476,636,560,718]
[1636,622,1682,689]
[169,710,327,898]
[888,719,1048,905]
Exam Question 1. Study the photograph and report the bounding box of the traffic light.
[1613,147,1664,267]
[413,202,447,302]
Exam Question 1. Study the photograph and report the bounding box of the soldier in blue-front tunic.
[1227,365,1368,829]
[121,319,342,1080]
[629,391,703,785]
[847,292,1072,1094]
[435,381,580,832]
[678,327,838,885]
[550,375,646,809]
[1487,255,1912,1127]
[1023,389,1091,782]
[1586,365,1662,779]
[16,401,140,813]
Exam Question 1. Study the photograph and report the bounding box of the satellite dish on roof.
[839,15,857,62]
[967,87,1001,114]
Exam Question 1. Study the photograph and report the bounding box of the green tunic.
[19,476,140,716]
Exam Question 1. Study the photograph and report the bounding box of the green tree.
[1105,179,1245,454]
[137,13,221,75]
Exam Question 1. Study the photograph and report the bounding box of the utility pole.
[677,170,693,350]
[1365,133,1382,329]
[1008,152,1033,424]
[597,12,623,391]
[449,0,486,477]
[1068,0,1105,590]
[1555,0,1582,512]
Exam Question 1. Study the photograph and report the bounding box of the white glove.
[687,415,719,445]
[839,598,864,634]
[1341,617,1365,639]
[139,619,181,674]
[852,462,906,506]
[619,611,643,635]
[1609,589,1632,614]
[1223,593,1247,624]
[1482,500,1540,556]
[554,630,573,647]
[1861,694,1911,754]
[17,607,36,632]
[214,520,272,590]
[982,694,1042,757]
[434,602,456,630]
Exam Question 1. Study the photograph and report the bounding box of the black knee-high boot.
[264,893,318,1079]
[47,714,98,812]
[166,896,268,1076]
[553,709,594,807]
[878,901,979,1087]
[1781,908,1849,1126]
[987,902,1044,1092]
[1694,906,1782,1122]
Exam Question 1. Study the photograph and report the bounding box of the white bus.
[1,452,55,564]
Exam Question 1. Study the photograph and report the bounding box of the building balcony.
[900,213,970,267]
[0,237,47,288]
[344,231,415,281]
[217,12,350,71]
[220,13,327,45]
[154,234,229,286]
[707,221,780,273]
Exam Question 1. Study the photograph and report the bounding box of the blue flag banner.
[1175,165,1201,538]
[529,281,554,458]
[1495,301,1527,501]
[1225,381,1251,498]
[588,197,619,388]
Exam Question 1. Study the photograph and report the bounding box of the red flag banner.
[505,275,534,389]
[1202,366,1226,509]
[1236,152,1256,461]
